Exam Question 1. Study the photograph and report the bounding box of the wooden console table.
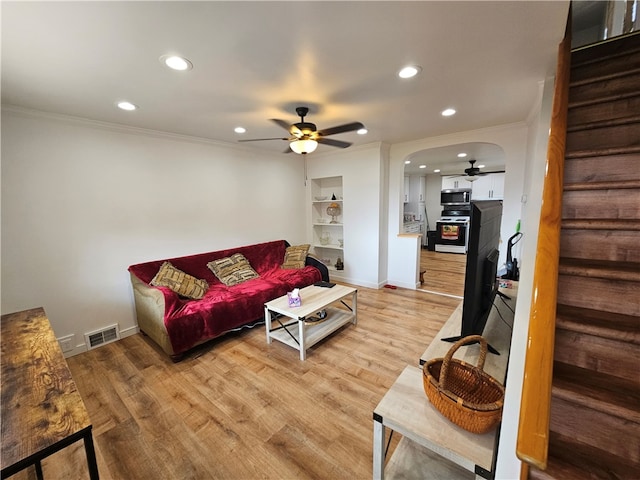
[373,285,517,479]
[1,307,99,480]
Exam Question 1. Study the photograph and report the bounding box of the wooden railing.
[515,13,572,475]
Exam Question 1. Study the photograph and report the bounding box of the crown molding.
[1,104,280,156]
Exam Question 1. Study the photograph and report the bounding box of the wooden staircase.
[529,32,640,480]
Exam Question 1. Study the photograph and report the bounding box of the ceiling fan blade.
[238,137,289,142]
[448,169,505,177]
[270,118,302,137]
[317,137,352,148]
[270,118,292,131]
[317,122,364,137]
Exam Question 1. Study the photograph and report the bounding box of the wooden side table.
[1,307,99,480]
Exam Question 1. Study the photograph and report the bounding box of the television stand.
[372,284,517,480]
[441,335,500,355]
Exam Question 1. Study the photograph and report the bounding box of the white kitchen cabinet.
[413,176,426,202]
[403,176,410,203]
[471,172,505,200]
[441,176,471,190]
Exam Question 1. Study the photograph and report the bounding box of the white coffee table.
[264,284,357,360]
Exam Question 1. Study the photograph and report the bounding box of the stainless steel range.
[435,203,471,254]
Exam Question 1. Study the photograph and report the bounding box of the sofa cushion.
[281,244,310,269]
[151,262,208,299]
[207,253,259,286]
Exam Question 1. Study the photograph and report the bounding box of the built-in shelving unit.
[310,176,344,275]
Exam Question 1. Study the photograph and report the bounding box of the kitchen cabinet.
[471,172,505,200]
[403,176,410,203]
[409,175,426,203]
[441,176,471,190]
[311,176,345,275]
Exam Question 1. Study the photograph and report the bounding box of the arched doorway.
[403,142,506,297]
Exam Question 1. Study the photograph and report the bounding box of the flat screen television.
[442,200,504,354]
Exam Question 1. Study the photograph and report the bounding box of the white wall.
[495,78,555,479]
[306,143,387,288]
[1,108,307,355]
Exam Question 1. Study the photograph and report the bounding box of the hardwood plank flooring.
[11,279,464,479]
[419,249,467,298]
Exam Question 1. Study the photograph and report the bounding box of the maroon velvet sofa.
[128,240,328,361]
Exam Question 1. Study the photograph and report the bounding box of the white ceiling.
[1,1,569,164]
[404,142,506,176]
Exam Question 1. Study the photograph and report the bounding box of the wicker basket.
[422,335,505,434]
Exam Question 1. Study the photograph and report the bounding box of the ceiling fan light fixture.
[290,139,318,155]
[465,175,479,182]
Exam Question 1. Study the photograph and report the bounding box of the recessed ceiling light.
[357,128,368,135]
[434,169,441,173]
[117,101,137,111]
[398,65,422,79]
[234,127,246,134]
[441,108,456,117]
[457,152,467,158]
[160,55,193,71]
[477,164,485,168]
[419,165,426,169]
[405,160,411,164]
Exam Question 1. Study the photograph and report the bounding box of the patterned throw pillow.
[281,244,310,269]
[207,253,259,287]
[150,262,208,300]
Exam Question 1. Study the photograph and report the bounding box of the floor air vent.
[84,324,120,350]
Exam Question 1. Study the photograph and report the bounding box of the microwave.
[440,188,471,205]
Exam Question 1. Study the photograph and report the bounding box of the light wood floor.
[15,258,465,480]
[419,249,467,298]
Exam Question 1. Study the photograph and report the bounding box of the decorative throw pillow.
[150,262,208,300]
[282,244,310,269]
[207,253,259,287]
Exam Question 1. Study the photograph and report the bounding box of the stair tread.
[558,258,640,281]
[563,179,640,191]
[552,362,640,422]
[531,431,640,480]
[562,219,640,231]
[568,90,640,109]
[565,145,640,159]
[556,304,640,345]
[569,67,640,88]
[572,32,640,67]
[567,114,640,132]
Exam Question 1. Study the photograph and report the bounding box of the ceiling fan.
[238,107,365,154]
[449,160,505,182]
